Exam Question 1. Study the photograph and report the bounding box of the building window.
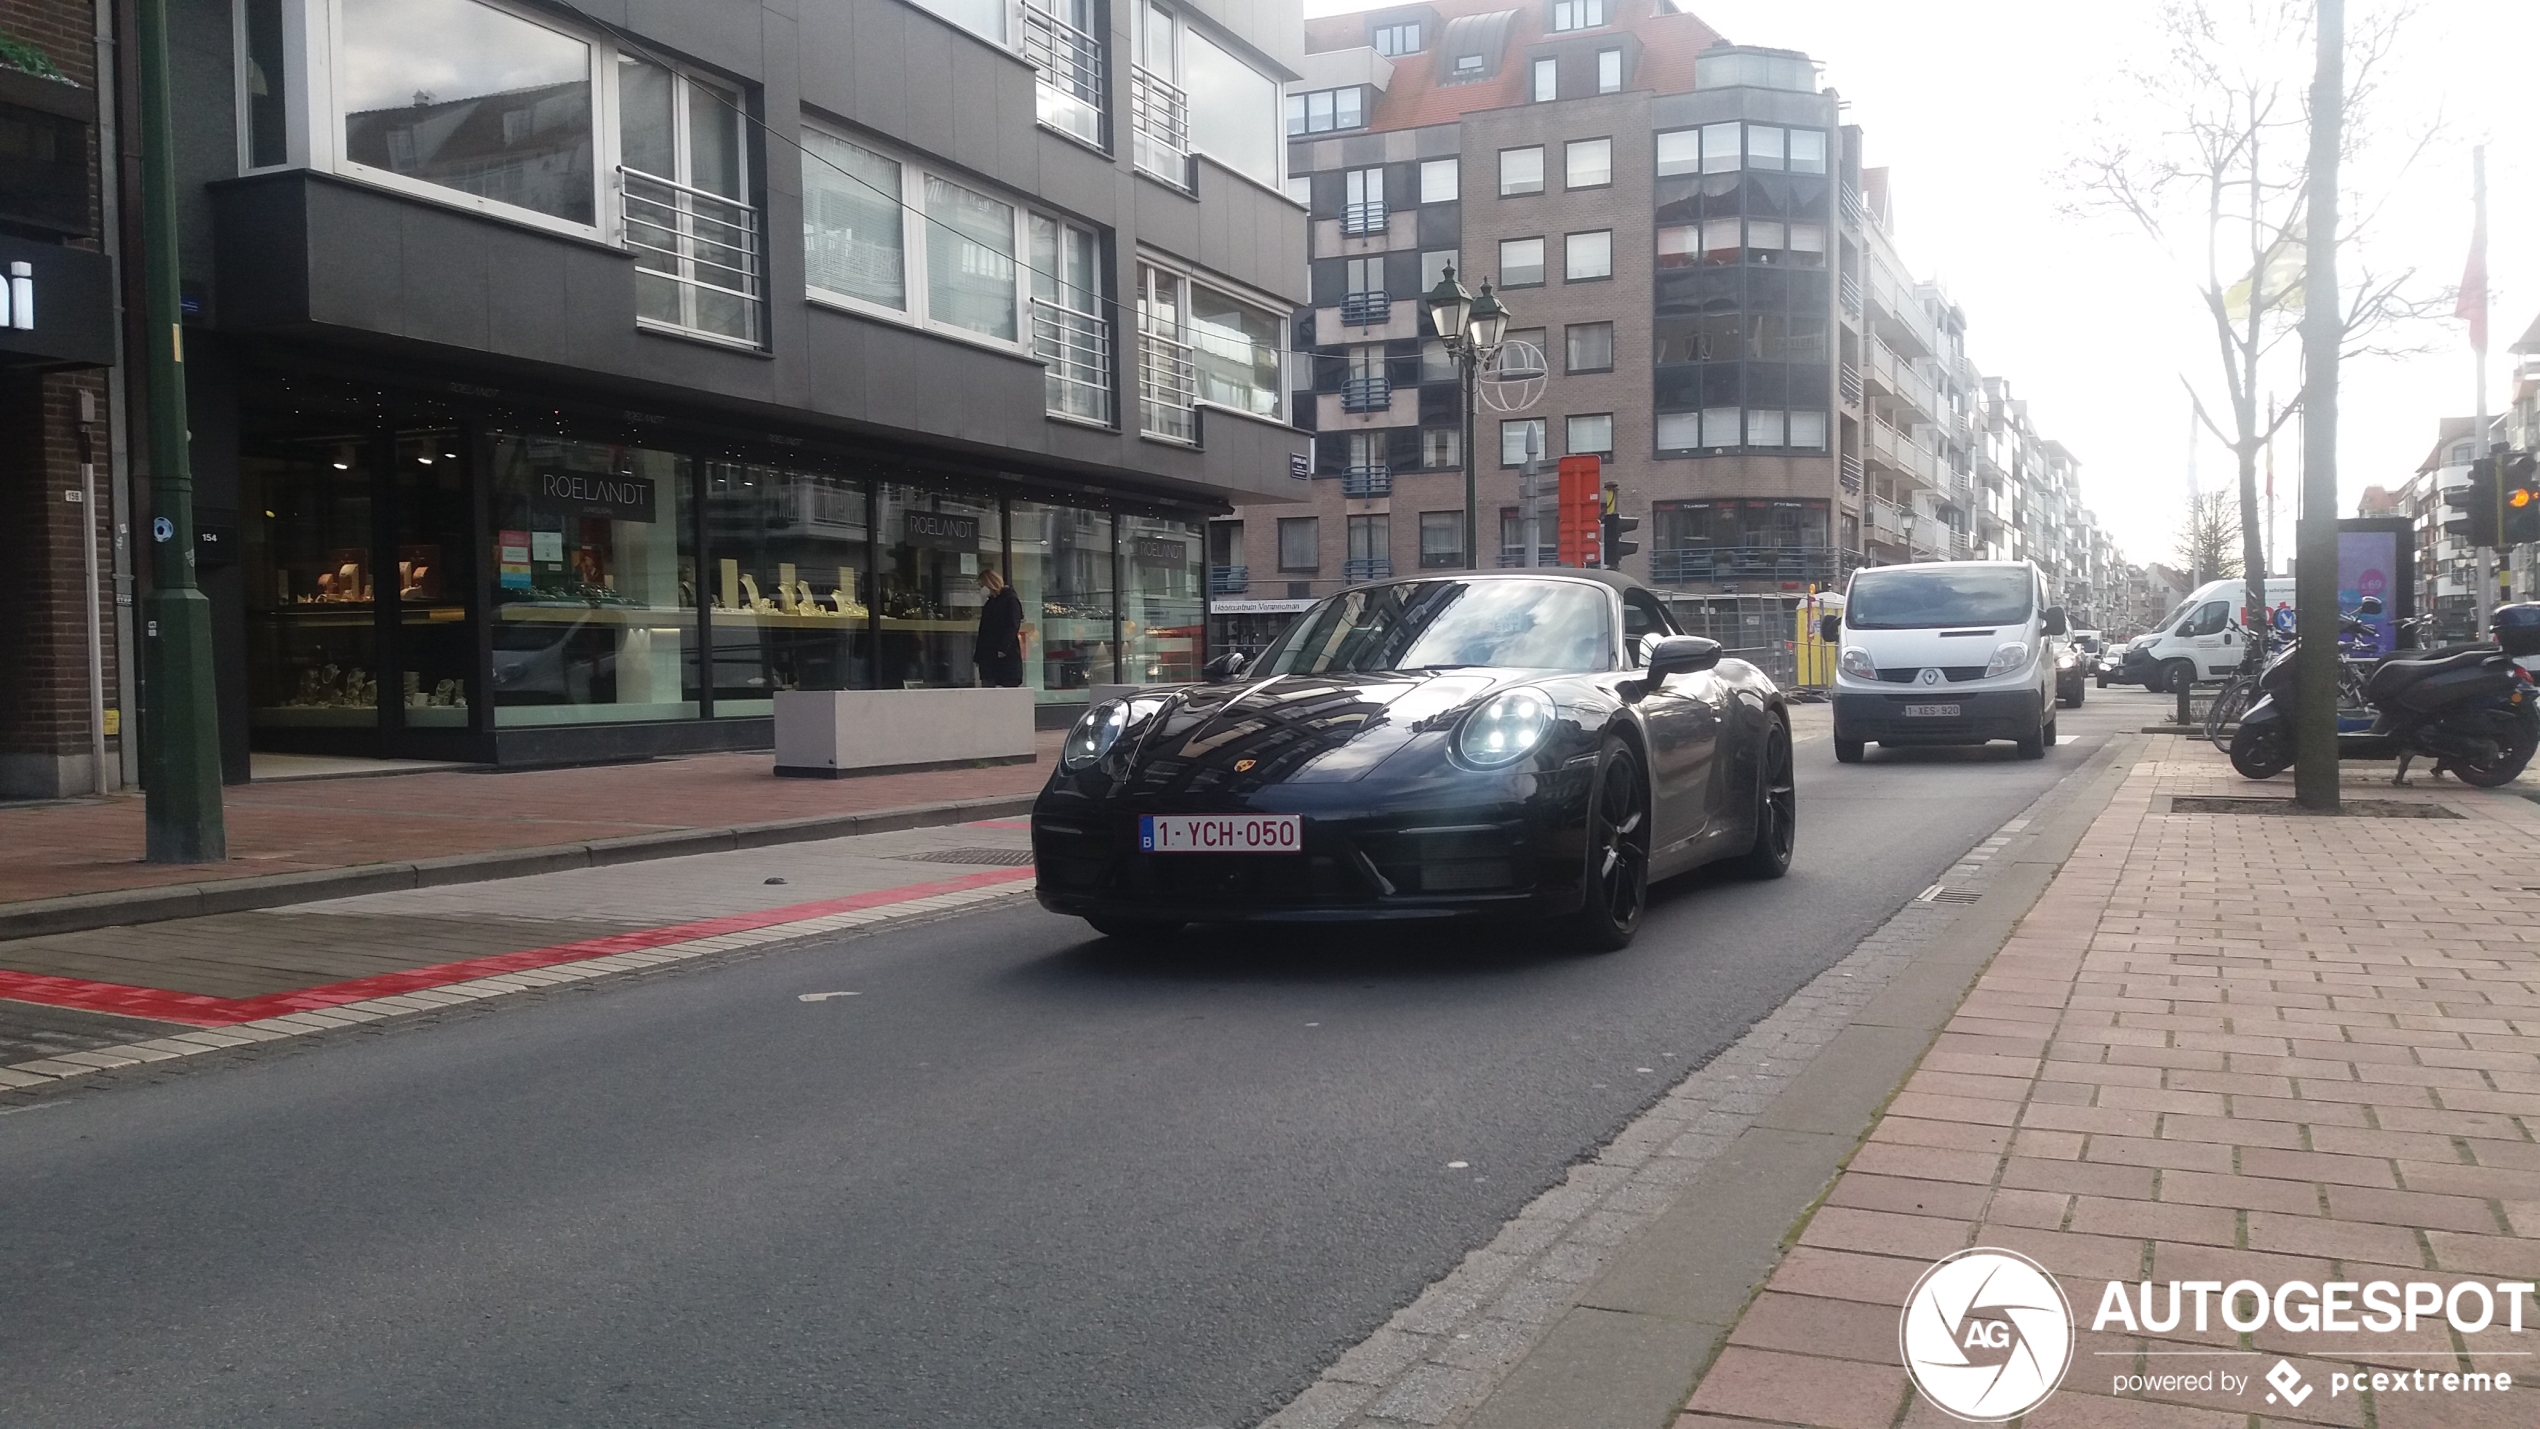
[240,0,289,169]
[1567,413,1615,455]
[1286,86,1366,136]
[1138,1,1282,189]
[1503,327,1549,372]
[1501,417,1547,466]
[908,0,1007,43]
[1747,409,1786,446]
[1747,124,1785,171]
[1550,0,1608,32]
[1565,230,1612,281]
[1189,283,1287,421]
[1285,174,1312,206]
[924,174,1020,341]
[1499,146,1544,196]
[1702,122,1741,174]
[1453,53,1484,75]
[1499,237,1546,287]
[1420,339,1458,382]
[1347,513,1391,565]
[1420,248,1459,290]
[1789,128,1828,174]
[337,0,598,228]
[1657,123,1827,178]
[1374,21,1421,56]
[1790,410,1829,449]
[1419,158,1460,204]
[1596,48,1622,94]
[802,132,906,311]
[1565,137,1611,188]
[1419,511,1464,567]
[620,58,753,342]
[1421,427,1462,468]
[1566,321,1614,372]
[1278,517,1320,571]
[1532,58,1557,103]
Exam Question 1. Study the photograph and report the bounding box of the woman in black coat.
[973,568,1026,688]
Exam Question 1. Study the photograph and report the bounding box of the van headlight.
[1062,699,1130,770]
[1839,646,1878,681]
[1985,641,2031,678]
[1457,689,1554,766]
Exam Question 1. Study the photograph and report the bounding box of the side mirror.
[1644,635,1722,688]
[1817,613,1842,644]
[2042,606,2069,637]
[1203,650,1250,683]
[2357,595,2383,616]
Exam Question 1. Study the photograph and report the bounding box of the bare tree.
[2177,490,2245,583]
[2069,0,2439,656]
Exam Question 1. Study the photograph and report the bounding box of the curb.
[0,793,1040,943]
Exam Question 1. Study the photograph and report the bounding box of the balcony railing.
[1342,464,1392,498]
[1650,545,1847,585]
[1341,199,1390,236]
[1131,61,1190,185]
[1020,0,1105,147]
[1840,452,1864,494]
[1839,271,1863,318]
[1838,361,1863,408]
[621,167,762,347]
[1139,327,1198,443]
[1341,375,1393,412]
[1032,298,1114,426]
[1344,557,1394,582]
[1209,565,1248,595]
[1866,339,1937,422]
[1339,289,1390,327]
[1839,183,1865,230]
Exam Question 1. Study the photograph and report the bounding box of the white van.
[1821,561,2066,762]
[2117,577,2293,692]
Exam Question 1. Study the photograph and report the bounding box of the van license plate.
[1140,815,1302,853]
[1902,703,1960,718]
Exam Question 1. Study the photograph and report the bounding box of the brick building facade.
[1,0,124,799]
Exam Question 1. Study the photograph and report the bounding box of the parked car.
[1032,570,1796,951]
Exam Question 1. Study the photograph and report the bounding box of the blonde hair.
[979,568,1006,594]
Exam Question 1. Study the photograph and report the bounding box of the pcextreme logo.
[1900,1248,2076,1422]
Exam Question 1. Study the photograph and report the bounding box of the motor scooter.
[2229,601,2540,787]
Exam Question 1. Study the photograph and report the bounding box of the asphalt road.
[0,693,2154,1429]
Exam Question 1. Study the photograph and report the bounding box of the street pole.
[2292,0,2343,812]
[2470,146,2494,631]
[1462,357,1480,570]
[1520,425,1542,567]
[136,0,226,861]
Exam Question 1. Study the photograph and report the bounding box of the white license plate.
[1140,814,1302,853]
[1902,703,1961,718]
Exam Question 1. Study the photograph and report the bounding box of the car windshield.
[2075,635,2101,653]
[1253,579,1613,676]
[1845,566,2034,630]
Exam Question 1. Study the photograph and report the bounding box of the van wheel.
[2164,659,2197,694]
[1835,738,1865,764]
[2043,714,2058,746]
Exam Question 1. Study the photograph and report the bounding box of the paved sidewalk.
[0,816,1037,1081]
[0,732,1060,908]
[1677,737,2540,1429]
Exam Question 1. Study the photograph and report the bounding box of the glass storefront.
[243,431,381,733]
[1010,500,1116,703]
[876,485,1004,688]
[488,435,699,726]
[1122,514,1204,686]
[707,462,873,716]
[391,430,475,728]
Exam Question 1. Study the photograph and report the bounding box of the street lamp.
[1423,265,1512,571]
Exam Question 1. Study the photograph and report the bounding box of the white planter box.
[773,687,1038,778]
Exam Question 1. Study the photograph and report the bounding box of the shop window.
[488,435,698,726]
[876,486,1005,688]
[337,0,598,226]
[1499,146,1544,196]
[1124,515,1204,686]
[391,431,476,729]
[1278,517,1320,572]
[705,464,874,715]
[243,436,383,734]
[1419,511,1464,568]
[1565,138,1611,189]
[1012,501,1119,701]
[1566,321,1614,372]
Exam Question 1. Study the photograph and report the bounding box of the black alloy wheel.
[2450,703,2540,788]
[1564,736,1650,951]
[2228,719,2293,780]
[1736,720,1796,879]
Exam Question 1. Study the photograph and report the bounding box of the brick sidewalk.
[1679,736,2540,1429]
[0,732,1061,906]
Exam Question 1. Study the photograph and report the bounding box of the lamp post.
[1423,266,1510,571]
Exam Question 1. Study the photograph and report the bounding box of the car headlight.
[1986,641,2031,678]
[1061,699,1130,771]
[2057,650,2079,669]
[1839,646,1878,681]
[1456,689,1555,767]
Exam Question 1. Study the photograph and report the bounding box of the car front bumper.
[1833,687,2044,746]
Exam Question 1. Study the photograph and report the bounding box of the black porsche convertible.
[1031,570,1795,950]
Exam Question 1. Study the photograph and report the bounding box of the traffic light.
[2504,453,2540,548]
[2449,454,2501,549]
[1601,484,1640,569]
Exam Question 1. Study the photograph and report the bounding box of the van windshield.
[1844,566,2034,630]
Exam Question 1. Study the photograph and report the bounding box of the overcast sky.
[1304,0,2536,571]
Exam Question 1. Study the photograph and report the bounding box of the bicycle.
[2203,610,2415,751]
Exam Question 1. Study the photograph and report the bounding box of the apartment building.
[2396,416,2497,638]
[1229,0,2119,657]
[141,0,1307,775]
[2507,312,2540,602]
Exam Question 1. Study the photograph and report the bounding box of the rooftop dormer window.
[1373,21,1421,55]
[1549,0,1608,32]
[1453,53,1484,74]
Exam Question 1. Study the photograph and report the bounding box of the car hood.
[1114,668,1549,790]
[1843,627,2026,668]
